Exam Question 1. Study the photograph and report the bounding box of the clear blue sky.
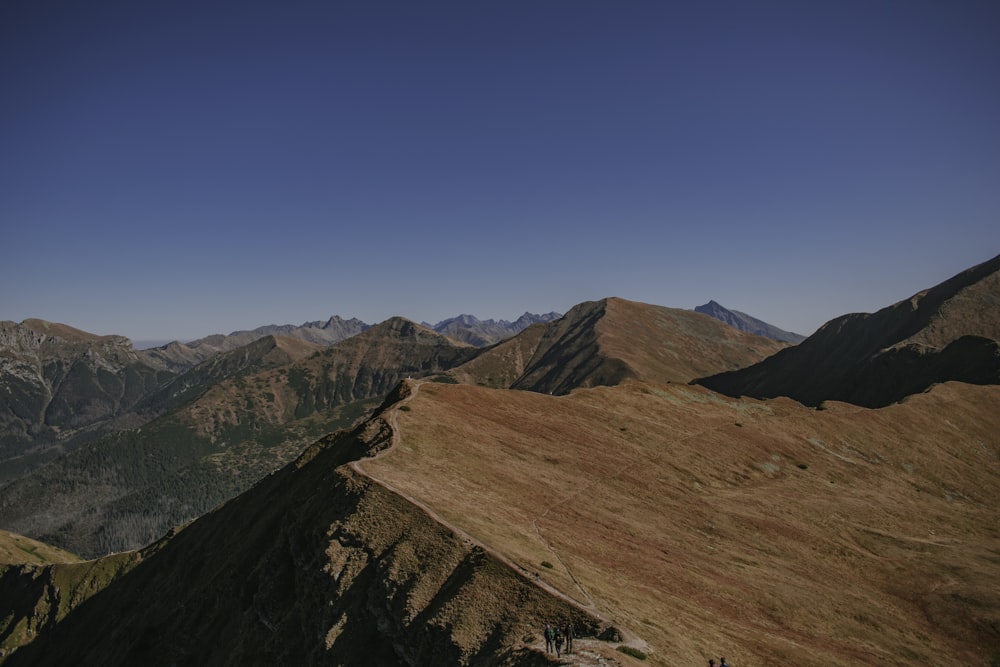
[2,1,998,344]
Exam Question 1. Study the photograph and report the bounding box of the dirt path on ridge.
[350,380,606,615]
[348,380,643,665]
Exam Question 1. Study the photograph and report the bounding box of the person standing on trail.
[720,658,730,666]
[544,624,553,653]
[553,625,563,657]
[564,622,573,653]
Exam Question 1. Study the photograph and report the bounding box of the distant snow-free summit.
[694,300,806,344]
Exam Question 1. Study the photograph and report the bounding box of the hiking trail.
[348,379,638,664]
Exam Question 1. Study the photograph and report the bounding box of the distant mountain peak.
[426,311,563,347]
[694,301,805,344]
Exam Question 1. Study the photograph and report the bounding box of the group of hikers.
[542,621,732,664]
[542,622,574,657]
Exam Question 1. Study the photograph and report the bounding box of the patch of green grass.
[540,561,554,569]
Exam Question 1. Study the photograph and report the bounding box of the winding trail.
[348,380,612,626]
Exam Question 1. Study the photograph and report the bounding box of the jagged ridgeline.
[0,311,555,478]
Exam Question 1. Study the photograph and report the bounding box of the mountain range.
[0,302,783,558]
[0,255,998,665]
[0,311,561,485]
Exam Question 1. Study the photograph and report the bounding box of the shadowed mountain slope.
[0,318,480,558]
[0,320,174,481]
[694,300,806,343]
[453,298,788,395]
[361,379,1000,666]
[696,254,1000,407]
[0,397,603,666]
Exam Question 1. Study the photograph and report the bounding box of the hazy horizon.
[3,1,998,343]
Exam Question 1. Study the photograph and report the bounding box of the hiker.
[564,622,573,653]
[544,623,553,653]
[553,626,563,657]
[709,660,716,666]
[720,658,730,666]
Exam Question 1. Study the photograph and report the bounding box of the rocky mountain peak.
[694,301,806,344]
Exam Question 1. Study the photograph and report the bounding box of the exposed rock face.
[694,300,806,343]
[0,405,600,666]
[696,254,1000,407]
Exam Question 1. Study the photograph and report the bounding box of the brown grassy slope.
[257,334,326,364]
[178,317,478,441]
[0,530,80,566]
[447,323,550,389]
[698,253,1000,407]
[595,297,788,380]
[451,298,787,395]
[362,380,1000,667]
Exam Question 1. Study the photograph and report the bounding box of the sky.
[2,1,998,345]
